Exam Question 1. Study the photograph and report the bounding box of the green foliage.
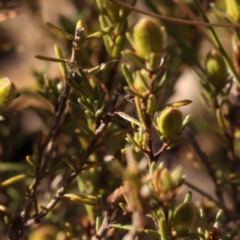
[2,0,240,239]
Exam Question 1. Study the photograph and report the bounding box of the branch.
[153,143,170,161]
[184,180,222,208]
[24,84,124,226]
[185,127,228,213]
[92,208,113,240]
[110,0,240,28]
[24,171,77,226]
[21,81,71,222]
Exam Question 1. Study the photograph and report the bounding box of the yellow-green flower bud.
[0,77,17,110]
[205,50,228,91]
[133,18,165,58]
[157,108,183,141]
[170,166,183,188]
[171,202,197,237]
[225,0,240,23]
[160,168,173,192]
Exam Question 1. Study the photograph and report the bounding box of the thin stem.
[93,208,113,240]
[153,143,170,161]
[24,170,77,226]
[110,0,240,28]
[173,0,215,47]
[21,81,71,222]
[40,82,71,151]
[184,181,223,208]
[185,127,228,212]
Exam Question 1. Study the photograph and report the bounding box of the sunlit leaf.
[47,22,74,41]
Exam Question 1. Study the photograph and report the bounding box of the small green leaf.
[133,70,150,93]
[63,158,76,170]
[184,191,192,203]
[144,229,161,238]
[64,193,103,208]
[155,71,168,92]
[126,133,139,147]
[46,22,74,40]
[135,97,146,127]
[0,204,11,216]
[112,35,125,58]
[96,216,103,232]
[122,64,134,86]
[0,174,27,188]
[26,155,37,166]
[124,86,143,98]
[86,26,115,39]
[116,111,143,127]
[158,218,170,240]
[158,100,192,111]
[111,224,142,231]
[181,114,191,131]
[166,139,182,149]
[214,209,223,226]
[35,55,68,63]
[54,45,68,79]
[121,49,145,69]
[84,60,118,74]
[146,94,156,117]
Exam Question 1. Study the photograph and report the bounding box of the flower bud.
[160,168,173,192]
[205,50,228,91]
[157,108,183,141]
[171,202,197,237]
[170,166,183,188]
[0,77,17,110]
[133,18,165,58]
[225,0,240,23]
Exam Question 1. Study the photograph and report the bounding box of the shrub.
[1,0,240,239]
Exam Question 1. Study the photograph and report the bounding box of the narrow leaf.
[36,55,69,63]
[54,45,68,79]
[0,204,11,215]
[122,64,134,86]
[144,229,161,238]
[0,174,27,188]
[116,112,143,127]
[26,155,37,166]
[46,22,75,40]
[86,26,115,39]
